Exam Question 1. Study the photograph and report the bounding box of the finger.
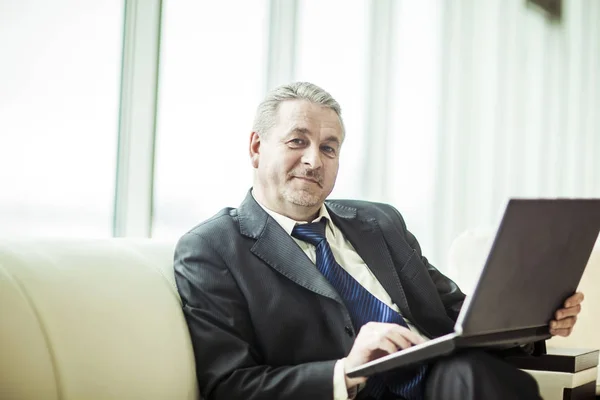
[360,325,406,353]
[550,327,573,337]
[361,322,423,345]
[565,292,584,307]
[385,330,415,351]
[555,304,581,319]
[359,322,424,349]
[388,325,426,345]
[550,316,577,330]
[373,337,404,355]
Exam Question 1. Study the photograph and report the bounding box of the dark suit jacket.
[174,191,466,400]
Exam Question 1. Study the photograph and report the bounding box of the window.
[153,1,269,238]
[0,1,123,237]
[295,0,369,199]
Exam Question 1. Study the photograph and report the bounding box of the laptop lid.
[455,199,600,338]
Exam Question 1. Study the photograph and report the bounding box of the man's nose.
[301,145,322,169]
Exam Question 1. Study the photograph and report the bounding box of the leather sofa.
[0,239,197,400]
[1,237,598,399]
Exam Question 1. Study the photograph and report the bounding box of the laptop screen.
[455,199,600,336]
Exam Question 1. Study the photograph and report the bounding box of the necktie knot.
[291,220,327,247]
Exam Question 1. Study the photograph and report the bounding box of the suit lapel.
[237,191,414,319]
[251,218,346,304]
[325,202,415,322]
[238,191,345,305]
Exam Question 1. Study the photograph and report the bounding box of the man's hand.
[550,292,584,337]
[343,322,425,389]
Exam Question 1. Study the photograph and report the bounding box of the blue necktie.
[292,219,427,400]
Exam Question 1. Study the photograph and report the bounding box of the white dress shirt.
[255,197,429,400]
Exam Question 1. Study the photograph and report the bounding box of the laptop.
[347,199,600,378]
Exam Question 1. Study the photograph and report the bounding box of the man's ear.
[249,131,261,168]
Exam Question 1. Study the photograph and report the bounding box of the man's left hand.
[550,292,584,337]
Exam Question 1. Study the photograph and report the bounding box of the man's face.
[250,100,343,218]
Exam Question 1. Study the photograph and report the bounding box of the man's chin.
[282,190,323,208]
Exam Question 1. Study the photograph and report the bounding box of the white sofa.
[0,239,197,400]
[0,237,597,399]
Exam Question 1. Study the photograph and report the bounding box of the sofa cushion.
[0,239,198,400]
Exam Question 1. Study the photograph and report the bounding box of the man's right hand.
[343,322,425,389]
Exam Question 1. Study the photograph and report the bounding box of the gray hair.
[252,82,345,138]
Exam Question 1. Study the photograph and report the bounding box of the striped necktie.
[292,219,427,400]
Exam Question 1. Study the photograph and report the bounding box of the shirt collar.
[252,191,334,237]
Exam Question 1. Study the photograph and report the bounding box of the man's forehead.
[276,100,343,137]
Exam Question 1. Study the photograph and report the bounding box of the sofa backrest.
[0,238,198,400]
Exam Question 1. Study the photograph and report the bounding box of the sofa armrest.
[524,368,597,400]
[506,348,599,399]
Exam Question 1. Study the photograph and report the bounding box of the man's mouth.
[293,176,322,187]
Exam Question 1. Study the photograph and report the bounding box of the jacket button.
[344,326,354,337]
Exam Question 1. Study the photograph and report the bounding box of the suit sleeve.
[174,231,337,400]
[389,206,466,321]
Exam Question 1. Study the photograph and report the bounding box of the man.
[174,82,583,400]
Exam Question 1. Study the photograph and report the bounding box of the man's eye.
[322,146,336,155]
[289,139,305,146]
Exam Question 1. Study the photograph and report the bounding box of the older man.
[174,82,583,400]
